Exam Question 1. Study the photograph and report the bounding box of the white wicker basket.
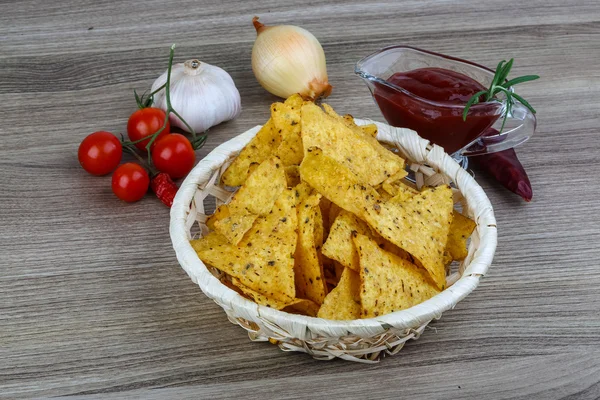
[170,119,497,363]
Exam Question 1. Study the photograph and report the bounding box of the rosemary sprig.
[462,59,539,133]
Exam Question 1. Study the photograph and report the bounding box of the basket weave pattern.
[170,120,497,363]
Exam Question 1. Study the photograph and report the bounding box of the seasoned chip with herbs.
[221,119,280,187]
[354,234,440,318]
[272,95,304,166]
[322,210,411,272]
[212,157,287,245]
[195,188,298,301]
[294,193,328,304]
[318,267,361,320]
[302,103,405,186]
[446,211,476,261]
[363,185,454,290]
[299,147,380,216]
[284,165,301,187]
[283,298,320,317]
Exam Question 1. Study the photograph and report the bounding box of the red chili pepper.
[470,148,532,202]
[151,172,178,207]
[469,129,532,202]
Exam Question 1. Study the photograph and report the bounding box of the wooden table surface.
[2,0,600,398]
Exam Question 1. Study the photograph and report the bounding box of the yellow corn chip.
[377,186,393,202]
[339,111,378,138]
[293,181,313,205]
[294,193,328,304]
[322,210,411,272]
[231,277,319,316]
[246,162,260,177]
[382,169,409,186]
[231,277,295,309]
[382,180,418,199]
[299,147,380,216]
[284,165,301,187]
[213,157,287,245]
[302,103,404,186]
[354,234,440,318]
[190,231,230,253]
[195,188,297,301]
[360,123,378,138]
[328,202,341,229]
[206,204,230,231]
[318,267,361,320]
[322,211,371,272]
[272,97,304,166]
[363,185,454,290]
[283,299,320,317]
[446,211,476,261]
[221,119,280,187]
[318,196,331,239]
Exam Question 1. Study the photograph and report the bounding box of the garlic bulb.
[152,59,241,133]
[251,17,332,101]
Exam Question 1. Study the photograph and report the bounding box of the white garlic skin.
[151,60,241,133]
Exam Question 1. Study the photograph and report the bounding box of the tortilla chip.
[363,185,454,290]
[301,103,405,186]
[272,97,304,166]
[322,210,411,272]
[284,165,301,187]
[246,162,260,177]
[294,193,328,304]
[220,276,245,295]
[318,196,332,239]
[231,277,318,316]
[213,157,287,245]
[299,147,380,216]
[338,111,378,138]
[377,186,394,202]
[221,119,280,187]
[354,234,440,318]
[360,123,378,138]
[382,180,418,199]
[206,204,230,231]
[382,169,409,186]
[328,202,341,228]
[293,181,313,205]
[190,231,231,253]
[195,188,298,301]
[446,211,476,261]
[231,277,294,309]
[317,267,361,320]
[283,299,320,317]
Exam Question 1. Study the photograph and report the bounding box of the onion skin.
[251,16,332,101]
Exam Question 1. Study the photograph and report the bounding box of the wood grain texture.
[1,0,599,398]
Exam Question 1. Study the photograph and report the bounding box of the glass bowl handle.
[461,100,537,156]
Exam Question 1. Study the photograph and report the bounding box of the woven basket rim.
[170,119,497,334]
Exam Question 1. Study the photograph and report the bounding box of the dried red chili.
[150,172,178,208]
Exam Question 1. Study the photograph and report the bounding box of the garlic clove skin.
[152,60,241,133]
[252,17,332,101]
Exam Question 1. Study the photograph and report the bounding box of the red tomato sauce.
[373,68,501,154]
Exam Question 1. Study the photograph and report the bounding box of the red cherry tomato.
[78,131,123,176]
[111,163,150,202]
[127,107,170,151]
[151,134,196,179]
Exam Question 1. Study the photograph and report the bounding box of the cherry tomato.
[151,134,196,179]
[111,163,150,202]
[127,107,170,151]
[78,131,122,176]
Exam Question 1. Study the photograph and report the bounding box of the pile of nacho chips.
[191,95,476,320]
